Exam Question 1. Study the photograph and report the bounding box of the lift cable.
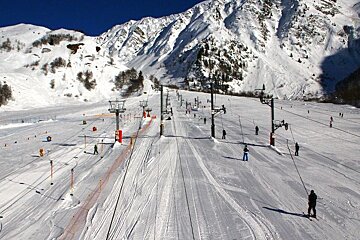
[106,118,143,240]
[286,140,308,196]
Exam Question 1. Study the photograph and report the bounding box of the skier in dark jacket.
[295,142,299,156]
[308,190,317,217]
[222,129,226,139]
[255,126,259,135]
[94,144,99,155]
[243,145,249,161]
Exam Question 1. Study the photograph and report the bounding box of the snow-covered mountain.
[0,24,129,110]
[101,0,360,99]
[1,0,360,109]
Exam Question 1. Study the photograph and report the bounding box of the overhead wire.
[289,125,296,144]
[106,117,143,240]
[248,97,360,138]
[173,113,196,240]
[171,101,196,239]
[238,115,245,144]
[280,107,360,138]
[285,122,307,195]
[0,117,116,216]
[220,112,224,130]
[153,141,161,240]
[286,140,308,196]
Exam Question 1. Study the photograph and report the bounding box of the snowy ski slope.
[0,89,359,239]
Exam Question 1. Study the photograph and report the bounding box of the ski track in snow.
[183,131,275,240]
[0,90,359,239]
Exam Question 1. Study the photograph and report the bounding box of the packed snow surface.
[0,89,359,239]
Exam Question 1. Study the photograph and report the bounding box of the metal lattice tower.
[108,99,126,133]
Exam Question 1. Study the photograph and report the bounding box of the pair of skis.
[303,212,319,221]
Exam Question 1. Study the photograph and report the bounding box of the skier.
[94,144,99,155]
[308,190,317,218]
[295,142,299,156]
[255,126,259,135]
[222,129,226,139]
[243,145,249,161]
[204,117,206,124]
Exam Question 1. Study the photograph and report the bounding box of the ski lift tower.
[211,81,215,138]
[139,100,148,118]
[166,90,170,109]
[108,99,126,139]
[145,105,152,117]
[210,81,226,138]
[255,85,288,146]
[160,85,165,136]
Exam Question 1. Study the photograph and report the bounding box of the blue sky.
[0,0,205,36]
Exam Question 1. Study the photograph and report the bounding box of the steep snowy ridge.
[99,16,177,63]
[1,0,360,110]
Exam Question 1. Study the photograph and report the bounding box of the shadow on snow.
[263,206,308,219]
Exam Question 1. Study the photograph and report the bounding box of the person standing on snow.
[308,190,317,218]
[243,145,249,161]
[94,144,99,155]
[255,126,259,135]
[222,129,226,139]
[295,142,299,156]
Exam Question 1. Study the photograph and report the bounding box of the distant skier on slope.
[222,129,226,139]
[204,117,206,124]
[295,142,299,156]
[308,190,317,218]
[243,145,249,161]
[255,126,259,135]
[94,144,99,155]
